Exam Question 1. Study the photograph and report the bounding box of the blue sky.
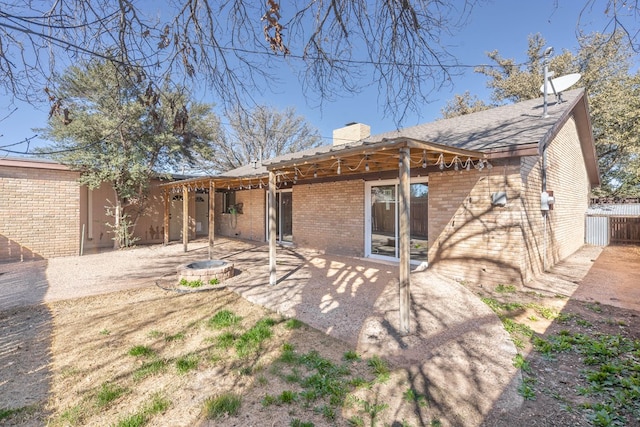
[0,0,629,154]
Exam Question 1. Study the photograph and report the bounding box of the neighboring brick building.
[171,88,598,286]
[0,158,190,262]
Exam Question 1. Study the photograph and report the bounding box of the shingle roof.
[261,88,586,168]
[366,88,585,152]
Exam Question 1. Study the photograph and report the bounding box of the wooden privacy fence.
[610,217,640,245]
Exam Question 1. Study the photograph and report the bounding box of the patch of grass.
[495,284,517,293]
[147,330,163,339]
[204,393,241,419]
[357,399,389,425]
[527,303,558,320]
[95,382,127,407]
[367,355,390,383]
[512,353,531,373]
[114,413,146,427]
[343,350,360,362]
[133,359,167,380]
[315,404,336,420]
[279,390,297,404]
[128,345,155,357]
[290,419,315,427]
[403,388,429,407]
[164,332,185,342]
[215,331,236,349]
[285,318,304,329]
[348,415,365,426]
[99,328,110,335]
[235,318,276,357]
[208,310,242,329]
[175,354,199,374]
[518,377,537,400]
[585,301,603,313]
[56,404,85,425]
[208,278,220,285]
[262,394,278,406]
[0,405,36,421]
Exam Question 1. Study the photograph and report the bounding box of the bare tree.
[0,1,478,127]
[206,105,321,172]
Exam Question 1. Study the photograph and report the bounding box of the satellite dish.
[540,73,581,103]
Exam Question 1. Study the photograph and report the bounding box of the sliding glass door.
[365,179,428,263]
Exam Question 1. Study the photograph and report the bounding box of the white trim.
[364,177,428,266]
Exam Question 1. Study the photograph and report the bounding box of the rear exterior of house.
[0,158,179,262]
[206,91,597,285]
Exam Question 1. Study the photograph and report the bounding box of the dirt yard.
[1,243,639,426]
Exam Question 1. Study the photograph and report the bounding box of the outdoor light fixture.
[454,161,459,171]
[337,160,342,175]
[365,162,370,172]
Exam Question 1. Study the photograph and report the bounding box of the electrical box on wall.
[491,191,507,207]
[541,190,555,211]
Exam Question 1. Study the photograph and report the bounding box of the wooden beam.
[163,189,169,245]
[398,147,411,334]
[182,185,189,252]
[208,181,215,260]
[268,171,277,286]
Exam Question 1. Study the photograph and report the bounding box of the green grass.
[495,284,517,293]
[512,353,531,373]
[290,419,315,427]
[175,354,199,374]
[343,350,360,362]
[285,318,304,329]
[208,310,242,329]
[95,382,127,407]
[114,393,170,427]
[133,359,167,380]
[208,278,220,285]
[204,393,241,419]
[147,330,163,339]
[403,388,429,407]
[235,318,276,357]
[215,331,236,349]
[367,355,390,383]
[0,405,37,421]
[128,345,155,357]
[57,404,85,425]
[164,332,185,342]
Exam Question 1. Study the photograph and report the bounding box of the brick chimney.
[332,122,371,146]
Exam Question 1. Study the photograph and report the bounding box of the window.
[223,191,236,213]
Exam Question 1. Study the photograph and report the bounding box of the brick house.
[164,88,599,287]
[0,158,199,262]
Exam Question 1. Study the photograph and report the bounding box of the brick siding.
[1,165,80,260]
[215,188,266,241]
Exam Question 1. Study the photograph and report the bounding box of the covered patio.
[160,137,489,333]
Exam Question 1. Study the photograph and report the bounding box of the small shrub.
[208,278,220,285]
[179,278,203,288]
[204,393,241,419]
[512,353,531,373]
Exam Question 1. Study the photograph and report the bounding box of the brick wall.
[215,188,266,241]
[293,180,365,256]
[427,160,526,285]
[520,116,590,278]
[0,164,80,260]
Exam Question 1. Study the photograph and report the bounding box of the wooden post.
[163,189,169,245]
[208,180,215,260]
[182,185,189,252]
[398,147,411,334]
[268,171,277,285]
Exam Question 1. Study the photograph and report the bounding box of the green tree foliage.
[208,105,322,172]
[39,60,220,247]
[446,32,640,197]
[440,91,490,119]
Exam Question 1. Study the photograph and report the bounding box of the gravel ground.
[3,239,631,426]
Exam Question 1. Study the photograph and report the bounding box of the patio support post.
[182,184,189,252]
[268,171,277,285]
[163,189,169,245]
[208,180,215,260]
[398,147,411,334]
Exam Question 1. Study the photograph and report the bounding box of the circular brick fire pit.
[177,260,234,284]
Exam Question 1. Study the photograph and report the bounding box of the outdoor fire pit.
[177,260,234,284]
